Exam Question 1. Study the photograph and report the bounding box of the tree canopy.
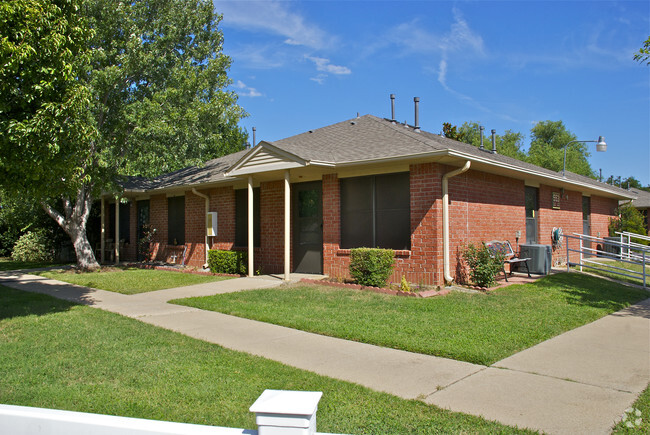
[0,0,248,268]
[634,36,650,65]
[442,120,594,177]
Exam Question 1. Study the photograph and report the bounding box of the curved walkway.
[1,271,648,435]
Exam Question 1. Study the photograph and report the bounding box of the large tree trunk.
[42,184,100,271]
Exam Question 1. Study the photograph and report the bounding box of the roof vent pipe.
[390,94,396,123]
[491,129,497,154]
[479,126,485,149]
[252,127,256,148]
[414,97,420,132]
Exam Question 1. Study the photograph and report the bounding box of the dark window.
[168,196,185,245]
[341,172,410,250]
[235,188,260,247]
[108,202,131,244]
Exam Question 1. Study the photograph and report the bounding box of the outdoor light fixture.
[562,136,607,177]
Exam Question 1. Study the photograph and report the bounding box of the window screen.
[108,202,131,244]
[168,196,185,245]
[341,172,410,250]
[235,188,260,247]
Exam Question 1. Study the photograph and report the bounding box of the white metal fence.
[0,390,336,435]
[564,233,648,288]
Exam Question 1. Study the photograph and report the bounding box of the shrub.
[11,230,55,263]
[138,224,157,261]
[208,250,247,275]
[349,248,395,287]
[462,243,503,288]
[609,204,648,244]
[400,275,412,292]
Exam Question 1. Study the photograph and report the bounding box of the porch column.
[100,197,105,264]
[114,199,120,265]
[248,176,254,277]
[284,170,290,281]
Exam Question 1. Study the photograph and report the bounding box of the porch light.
[562,136,607,177]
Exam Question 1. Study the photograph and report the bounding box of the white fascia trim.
[445,150,634,199]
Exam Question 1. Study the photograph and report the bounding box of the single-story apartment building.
[100,112,634,285]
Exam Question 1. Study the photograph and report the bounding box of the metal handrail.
[564,233,647,288]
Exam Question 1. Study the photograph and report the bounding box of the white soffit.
[227,142,308,176]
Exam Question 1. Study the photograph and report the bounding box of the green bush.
[349,248,395,287]
[208,250,247,275]
[462,243,503,288]
[609,204,648,244]
[11,230,55,263]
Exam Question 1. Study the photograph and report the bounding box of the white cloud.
[233,80,262,97]
[387,8,485,57]
[214,1,332,50]
[310,74,327,85]
[305,56,351,75]
[437,59,448,87]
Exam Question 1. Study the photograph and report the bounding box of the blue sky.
[214,0,650,185]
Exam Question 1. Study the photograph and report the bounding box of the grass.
[37,267,231,295]
[0,257,68,271]
[0,286,534,434]
[575,258,649,287]
[173,273,649,366]
[613,383,650,433]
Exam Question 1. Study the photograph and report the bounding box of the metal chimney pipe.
[414,97,420,131]
[390,94,396,122]
[491,129,497,154]
[479,126,485,149]
[252,127,256,147]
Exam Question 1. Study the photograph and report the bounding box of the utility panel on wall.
[207,212,218,236]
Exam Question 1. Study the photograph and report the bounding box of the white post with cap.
[249,389,323,435]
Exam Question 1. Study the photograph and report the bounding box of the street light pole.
[562,136,607,177]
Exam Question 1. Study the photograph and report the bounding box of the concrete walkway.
[1,271,648,434]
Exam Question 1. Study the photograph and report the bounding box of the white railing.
[616,231,650,262]
[0,390,335,435]
[564,233,648,288]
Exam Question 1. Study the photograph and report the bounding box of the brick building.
[100,114,634,286]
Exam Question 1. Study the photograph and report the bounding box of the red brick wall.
[323,173,344,278]
[210,187,236,251]
[184,190,206,267]
[259,180,287,274]
[446,168,526,280]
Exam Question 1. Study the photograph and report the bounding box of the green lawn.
[0,286,533,434]
[37,267,231,295]
[577,259,649,287]
[173,273,649,366]
[0,257,68,271]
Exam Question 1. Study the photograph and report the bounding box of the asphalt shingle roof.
[122,114,633,199]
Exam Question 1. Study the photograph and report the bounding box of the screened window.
[168,196,185,245]
[108,202,131,244]
[340,172,410,250]
[235,188,260,247]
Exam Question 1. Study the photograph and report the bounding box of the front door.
[525,186,539,244]
[293,181,323,274]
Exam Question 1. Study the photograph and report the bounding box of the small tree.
[609,204,647,241]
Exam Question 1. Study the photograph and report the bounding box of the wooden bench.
[486,241,531,282]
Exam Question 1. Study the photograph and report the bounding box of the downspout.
[191,188,210,268]
[442,161,471,285]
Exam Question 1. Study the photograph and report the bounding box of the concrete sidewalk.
[1,272,648,434]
